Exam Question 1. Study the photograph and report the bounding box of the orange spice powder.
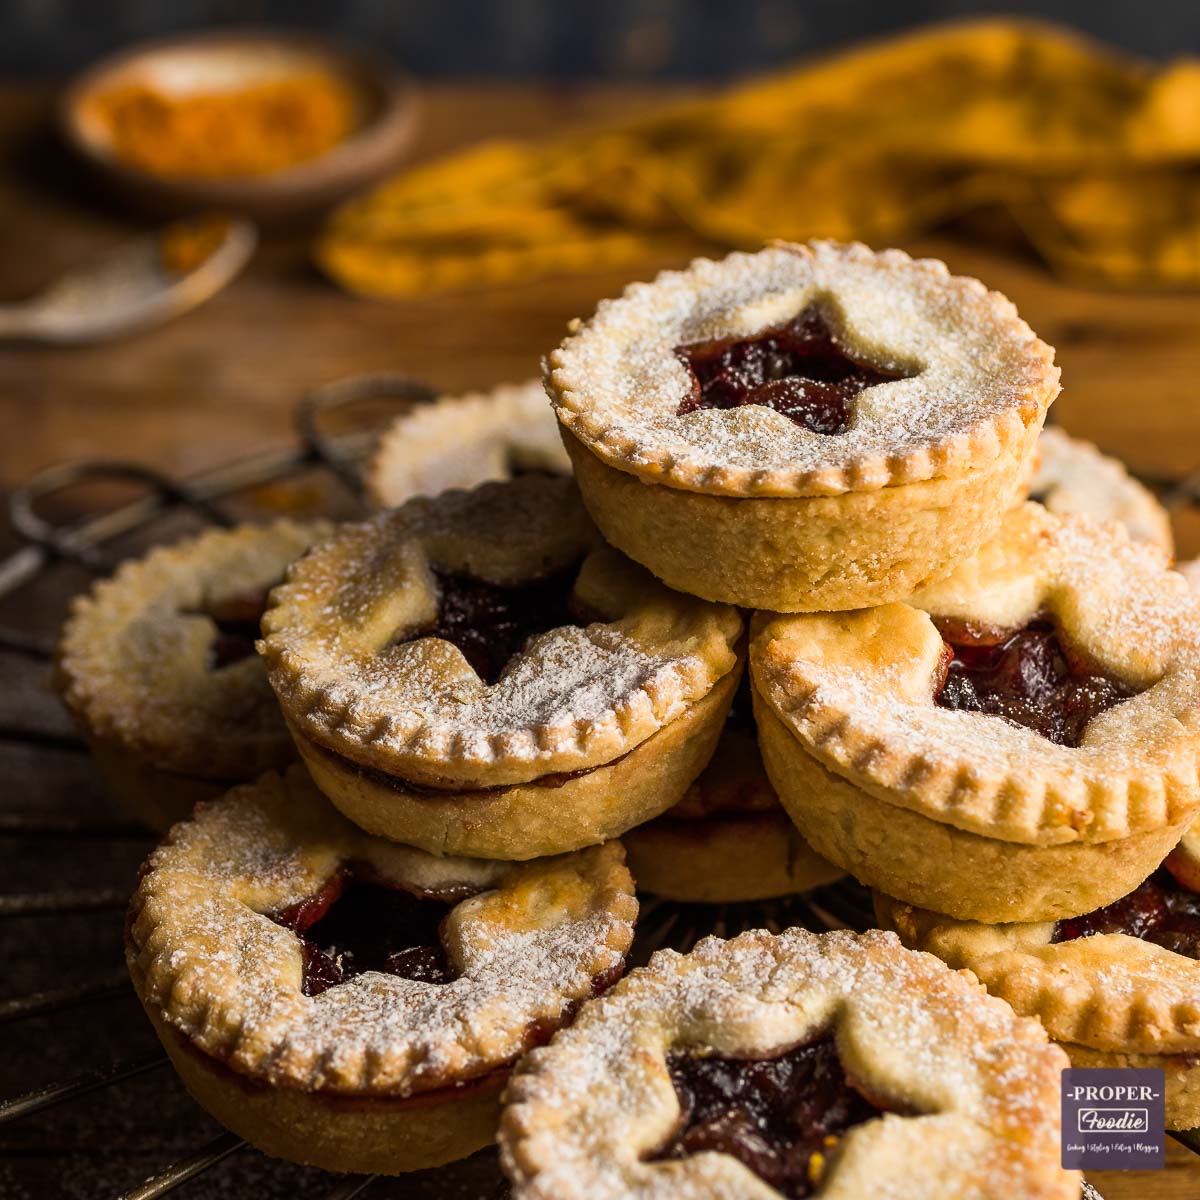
[94,72,359,178]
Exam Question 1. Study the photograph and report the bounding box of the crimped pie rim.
[546,240,1060,498]
[126,767,637,1097]
[56,518,328,780]
[1033,426,1173,554]
[365,377,567,509]
[750,504,1200,846]
[261,476,743,787]
[878,891,1200,1056]
[499,927,1076,1200]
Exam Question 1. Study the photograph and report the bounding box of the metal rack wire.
[1,381,1198,1198]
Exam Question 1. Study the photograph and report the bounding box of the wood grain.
[0,80,1196,1199]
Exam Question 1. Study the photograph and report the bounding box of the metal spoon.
[0,216,256,344]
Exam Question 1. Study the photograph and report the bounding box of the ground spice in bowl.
[93,71,360,178]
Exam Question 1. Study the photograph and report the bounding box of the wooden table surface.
[0,80,1197,1199]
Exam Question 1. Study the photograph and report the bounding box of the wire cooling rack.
[1,378,1198,1199]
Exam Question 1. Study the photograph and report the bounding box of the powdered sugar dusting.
[56,519,329,779]
[754,504,1200,844]
[887,895,1200,1057]
[261,476,742,784]
[1033,426,1173,551]
[500,927,1076,1200]
[367,378,569,509]
[127,767,637,1096]
[549,242,1059,497]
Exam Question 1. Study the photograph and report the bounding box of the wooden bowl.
[60,30,419,220]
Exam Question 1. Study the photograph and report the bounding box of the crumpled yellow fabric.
[316,19,1200,297]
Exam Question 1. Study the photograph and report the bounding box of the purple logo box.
[1061,1068,1165,1170]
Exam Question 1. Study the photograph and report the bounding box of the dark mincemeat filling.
[1054,868,1200,959]
[932,616,1137,748]
[270,872,457,996]
[674,305,908,435]
[650,1035,888,1198]
[400,565,583,685]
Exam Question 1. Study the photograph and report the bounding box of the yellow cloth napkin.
[317,19,1200,296]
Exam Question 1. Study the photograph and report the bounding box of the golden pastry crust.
[366,379,569,509]
[1166,821,1200,891]
[500,928,1078,1200]
[622,725,842,902]
[877,891,1200,1128]
[877,893,1200,1055]
[127,767,637,1172]
[563,425,1039,611]
[145,1009,506,1174]
[548,241,1055,610]
[290,666,735,860]
[756,700,1187,923]
[1179,558,1200,592]
[56,520,328,826]
[1032,427,1173,553]
[622,808,842,904]
[548,240,1058,498]
[261,476,742,789]
[752,504,1200,849]
[81,736,238,833]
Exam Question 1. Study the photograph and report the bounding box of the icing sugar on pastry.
[549,240,1058,497]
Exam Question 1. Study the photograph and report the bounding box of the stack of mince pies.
[55,239,1200,1193]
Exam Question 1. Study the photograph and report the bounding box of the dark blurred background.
[0,0,1196,77]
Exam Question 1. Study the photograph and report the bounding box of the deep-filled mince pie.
[878,844,1200,1129]
[366,379,569,509]
[546,240,1058,612]
[126,767,637,1174]
[751,503,1200,924]
[260,476,743,859]
[499,928,1078,1200]
[56,520,328,831]
[1029,426,1173,553]
[622,680,841,903]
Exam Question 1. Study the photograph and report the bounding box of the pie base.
[500,927,1078,1199]
[293,670,735,859]
[757,700,1189,922]
[563,425,1039,611]
[622,807,842,902]
[1059,1043,1200,1131]
[146,1007,502,1174]
[84,731,230,832]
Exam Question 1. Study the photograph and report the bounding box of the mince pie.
[622,680,841,902]
[1030,426,1173,553]
[126,766,637,1174]
[261,475,743,859]
[878,836,1200,1129]
[367,378,569,508]
[751,503,1200,923]
[547,240,1058,611]
[56,520,328,830]
[500,928,1078,1199]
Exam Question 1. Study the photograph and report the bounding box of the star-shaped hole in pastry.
[401,564,587,685]
[932,616,1139,748]
[650,1034,902,1198]
[674,305,911,435]
[270,870,459,995]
